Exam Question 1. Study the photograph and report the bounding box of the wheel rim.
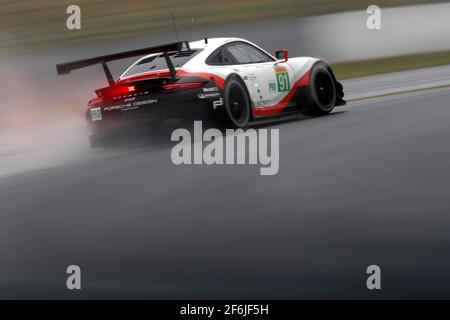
[314,71,335,107]
[228,85,247,123]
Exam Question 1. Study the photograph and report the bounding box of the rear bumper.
[87,86,223,135]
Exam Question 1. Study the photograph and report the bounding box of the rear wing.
[56,41,190,85]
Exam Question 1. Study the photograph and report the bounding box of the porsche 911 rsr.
[57,37,345,147]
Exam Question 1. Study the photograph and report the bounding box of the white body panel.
[120,37,320,112]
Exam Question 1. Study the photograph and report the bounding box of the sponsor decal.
[255,99,272,108]
[198,92,221,99]
[274,65,290,92]
[133,99,158,107]
[273,65,287,73]
[104,99,158,111]
[268,80,276,93]
[90,107,102,121]
[213,98,223,109]
[104,104,130,112]
[202,87,219,92]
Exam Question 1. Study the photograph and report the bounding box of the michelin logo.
[198,92,221,99]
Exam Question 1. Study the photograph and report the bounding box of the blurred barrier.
[297,2,450,62]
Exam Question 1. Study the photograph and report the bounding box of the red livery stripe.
[252,70,310,117]
[177,70,225,89]
[118,69,226,89]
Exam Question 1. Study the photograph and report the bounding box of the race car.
[57,37,345,147]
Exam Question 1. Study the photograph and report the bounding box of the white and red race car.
[57,37,345,147]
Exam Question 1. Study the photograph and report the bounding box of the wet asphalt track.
[1,82,450,298]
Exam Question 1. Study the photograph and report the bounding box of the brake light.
[96,85,138,98]
[163,82,204,92]
[88,96,104,106]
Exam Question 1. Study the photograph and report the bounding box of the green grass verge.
[332,51,450,79]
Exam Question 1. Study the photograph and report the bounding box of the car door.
[225,42,294,108]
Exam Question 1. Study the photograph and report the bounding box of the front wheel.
[306,64,337,116]
[224,77,251,128]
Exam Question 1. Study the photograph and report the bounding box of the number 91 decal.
[274,65,291,92]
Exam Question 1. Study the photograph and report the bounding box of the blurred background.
[1,0,449,112]
[2,1,450,299]
[1,0,450,187]
[0,0,445,55]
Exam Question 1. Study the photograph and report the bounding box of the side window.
[206,48,237,66]
[207,50,222,65]
[221,49,237,65]
[226,42,274,64]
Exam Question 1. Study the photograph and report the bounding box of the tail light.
[95,85,137,98]
[88,96,104,106]
[163,81,204,93]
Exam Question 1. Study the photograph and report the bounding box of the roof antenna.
[170,11,180,42]
[191,18,197,40]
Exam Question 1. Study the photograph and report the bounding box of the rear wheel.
[224,77,251,128]
[306,64,336,116]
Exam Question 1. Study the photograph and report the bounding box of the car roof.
[188,37,244,49]
[132,37,247,63]
[120,37,274,79]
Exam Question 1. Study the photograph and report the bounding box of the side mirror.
[275,50,289,62]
